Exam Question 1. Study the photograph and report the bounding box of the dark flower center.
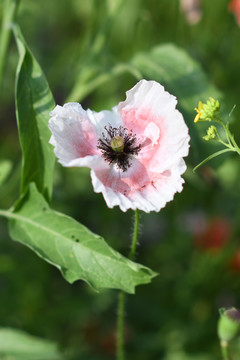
[97,125,141,172]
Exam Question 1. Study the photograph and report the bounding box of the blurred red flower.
[194,218,231,252]
[229,249,240,272]
[229,0,240,26]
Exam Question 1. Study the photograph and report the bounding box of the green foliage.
[5,183,156,293]
[0,327,63,359]
[164,351,212,360]
[0,0,20,85]
[131,44,222,111]
[14,25,55,202]
[0,160,12,186]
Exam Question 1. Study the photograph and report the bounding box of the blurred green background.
[1,0,240,359]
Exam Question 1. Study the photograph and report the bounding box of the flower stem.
[220,340,232,360]
[116,291,126,360]
[116,209,140,360]
[129,209,139,261]
[222,123,240,155]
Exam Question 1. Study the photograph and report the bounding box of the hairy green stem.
[129,209,139,261]
[220,340,232,360]
[116,209,140,360]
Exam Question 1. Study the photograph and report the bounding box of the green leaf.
[0,0,20,85]
[5,183,156,293]
[0,327,62,360]
[13,25,55,202]
[0,160,13,186]
[131,44,221,111]
[131,44,223,162]
[165,350,212,360]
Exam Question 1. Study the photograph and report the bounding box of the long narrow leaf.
[0,0,20,84]
[14,25,55,202]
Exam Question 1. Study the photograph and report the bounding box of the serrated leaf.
[13,25,55,202]
[7,183,156,293]
[131,44,223,162]
[0,327,62,360]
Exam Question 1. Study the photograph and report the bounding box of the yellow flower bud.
[194,98,220,123]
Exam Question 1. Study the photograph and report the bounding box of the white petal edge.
[90,157,187,213]
[49,102,103,168]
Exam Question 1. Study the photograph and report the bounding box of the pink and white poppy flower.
[49,80,190,212]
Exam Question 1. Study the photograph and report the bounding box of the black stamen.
[97,125,141,172]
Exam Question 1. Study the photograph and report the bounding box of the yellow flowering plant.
[194,98,240,171]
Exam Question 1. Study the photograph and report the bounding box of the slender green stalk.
[66,63,142,103]
[220,340,232,360]
[222,122,240,155]
[228,133,240,156]
[116,291,126,360]
[0,0,20,85]
[193,148,234,172]
[116,209,140,360]
[129,209,139,261]
[90,0,124,58]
